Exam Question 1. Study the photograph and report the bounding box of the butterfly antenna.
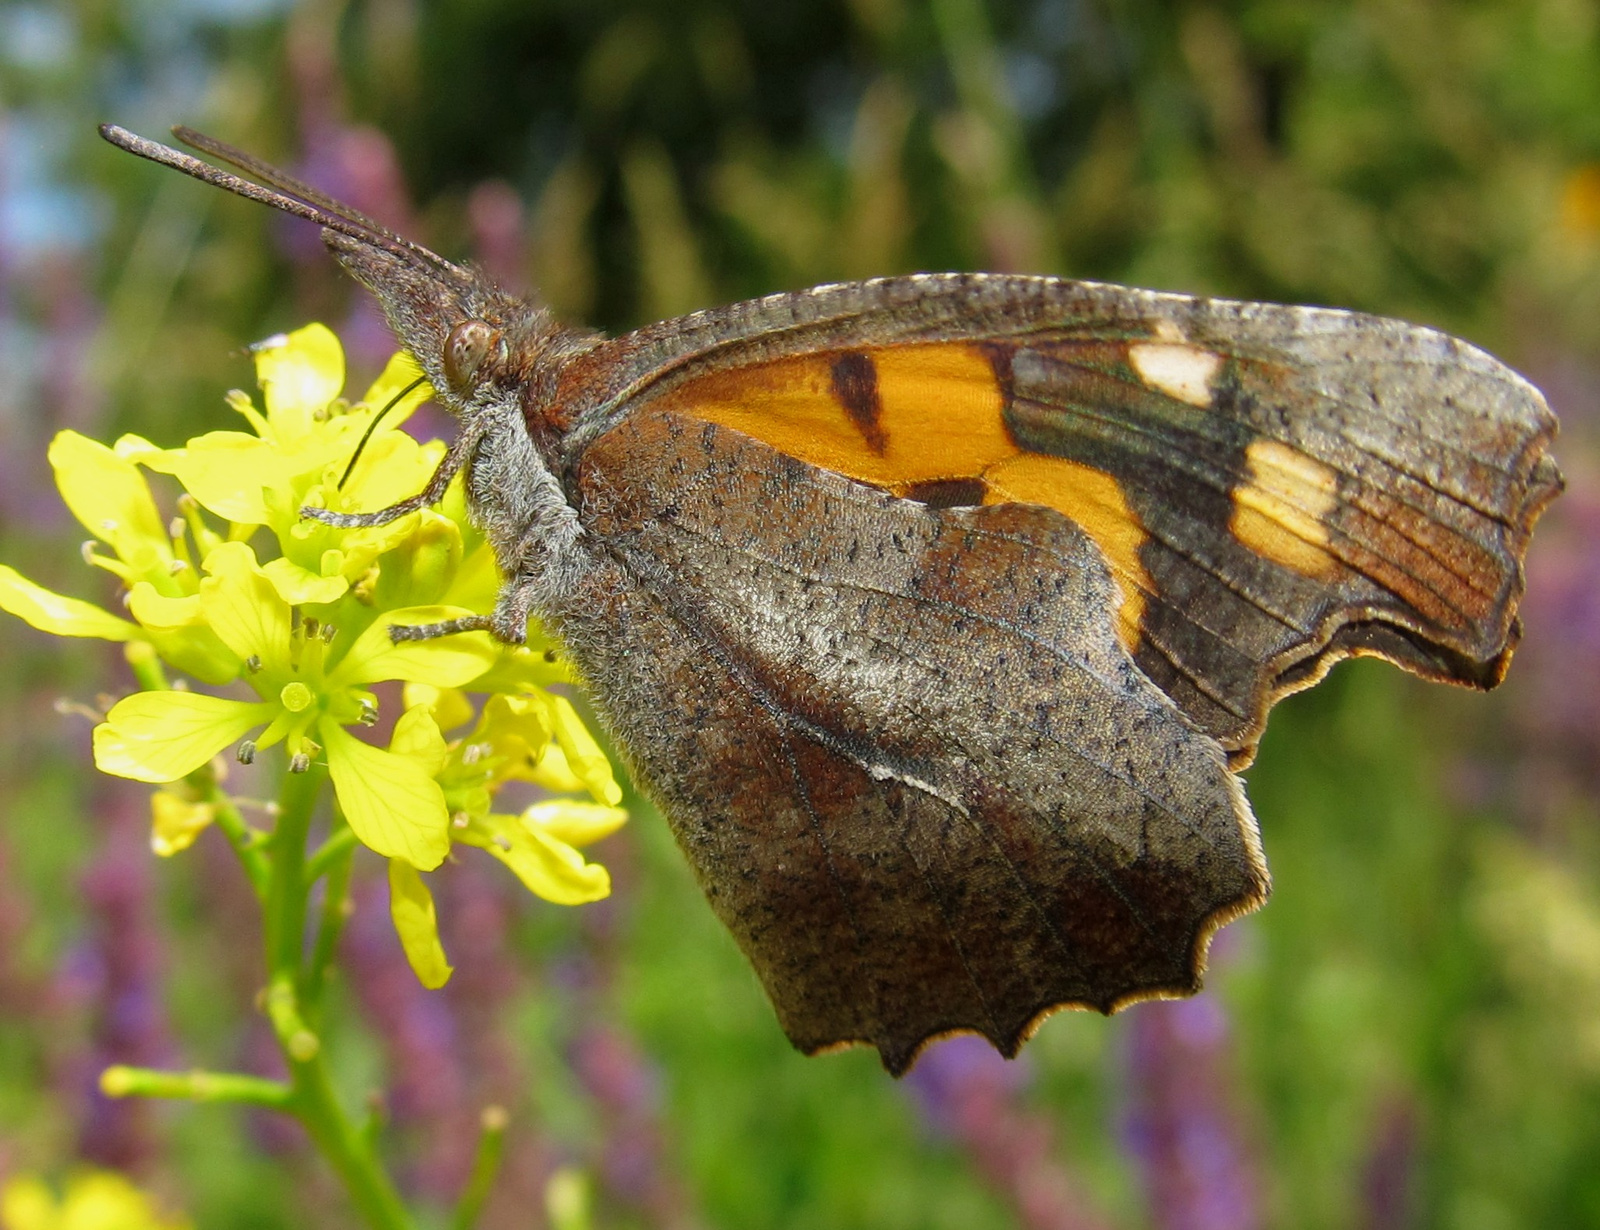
[169,126,459,278]
[339,374,430,489]
[98,124,461,276]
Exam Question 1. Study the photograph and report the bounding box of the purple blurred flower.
[68,782,177,1173]
[1360,1096,1417,1230]
[570,1026,692,1222]
[1122,995,1260,1230]
[563,841,704,1230]
[1507,476,1600,785]
[908,1034,1116,1230]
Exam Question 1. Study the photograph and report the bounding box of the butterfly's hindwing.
[558,404,1268,1073]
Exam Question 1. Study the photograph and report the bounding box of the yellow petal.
[92,725,148,779]
[459,642,572,695]
[544,1168,593,1230]
[0,566,138,640]
[59,1170,190,1230]
[126,583,201,632]
[127,585,245,685]
[48,431,170,573]
[146,633,244,687]
[402,681,440,713]
[470,693,552,784]
[388,859,453,989]
[375,511,463,609]
[329,511,424,578]
[96,692,273,783]
[390,705,449,776]
[261,557,350,606]
[322,718,450,869]
[199,542,292,664]
[113,431,166,460]
[151,789,216,856]
[528,742,585,793]
[340,431,443,512]
[0,1174,56,1230]
[523,800,628,848]
[544,694,623,805]
[331,607,499,688]
[442,542,503,614]
[402,684,476,733]
[477,819,611,905]
[361,350,433,426]
[255,323,345,440]
[141,433,286,525]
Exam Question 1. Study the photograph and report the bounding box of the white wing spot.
[1128,342,1223,408]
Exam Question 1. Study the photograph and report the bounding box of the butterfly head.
[317,228,552,418]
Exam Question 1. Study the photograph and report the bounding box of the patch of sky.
[1003,50,1058,120]
[807,58,867,164]
[0,113,107,259]
[0,4,78,72]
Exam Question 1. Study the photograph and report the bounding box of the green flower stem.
[125,640,170,692]
[100,1064,293,1108]
[262,763,414,1230]
[266,975,413,1230]
[450,1106,510,1230]
[305,824,360,886]
[304,836,355,1012]
[200,771,269,899]
[360,1096,387,1154]
[265,762,321,981]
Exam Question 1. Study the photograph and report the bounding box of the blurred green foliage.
[3,0,1600,1227]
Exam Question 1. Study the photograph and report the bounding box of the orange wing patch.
[653,343,1153,646]
[1229,439,1340,578]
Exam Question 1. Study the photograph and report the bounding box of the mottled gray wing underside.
[564,405,1268,1074]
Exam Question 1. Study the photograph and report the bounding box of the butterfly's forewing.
[561,275,1559,761]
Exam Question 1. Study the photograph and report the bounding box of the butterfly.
[101,124,1561,1075]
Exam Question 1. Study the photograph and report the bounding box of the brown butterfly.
[101,124,1561,1075]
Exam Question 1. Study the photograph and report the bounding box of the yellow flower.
[150,786,215,857]
[380,688,627,983]
[95,539,499,868]
[0,323,627,980]
[128,324,446,604]
[0,1169,189,1230]
[0,431,239,683]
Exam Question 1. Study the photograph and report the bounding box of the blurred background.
[2,0,1599,1226]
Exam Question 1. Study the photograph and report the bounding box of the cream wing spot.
[1128,342,1224,408]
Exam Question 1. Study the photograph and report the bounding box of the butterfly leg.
[299,421,485,528]
[387,578,534,645]
[388,613,492,641]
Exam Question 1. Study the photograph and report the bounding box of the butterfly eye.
[442,320,497,391]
